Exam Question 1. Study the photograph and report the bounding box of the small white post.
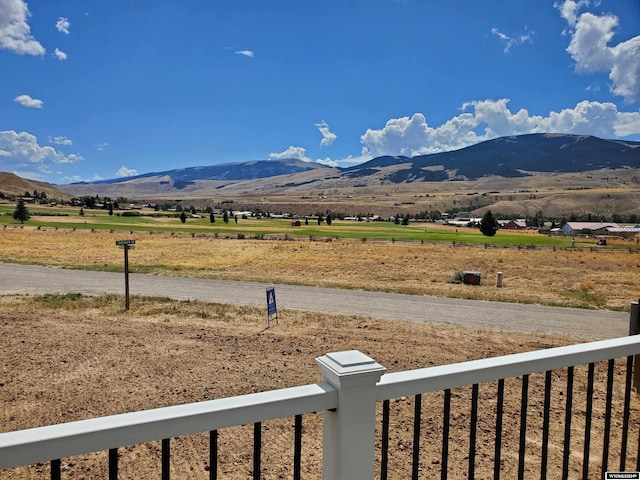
[316,350,386,480]
[496,271,503,288]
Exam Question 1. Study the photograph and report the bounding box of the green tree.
[326,213,332,226]
[13,199,31,224]
[223,211,229,223]
[180,210,187,223]
[108,203,114,216]
[209,212,215,223]
[79,207,85,216]
[479,210,499,237]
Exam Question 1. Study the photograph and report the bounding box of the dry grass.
[1,228,638,309]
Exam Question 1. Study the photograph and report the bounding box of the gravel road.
[0,263,631,340]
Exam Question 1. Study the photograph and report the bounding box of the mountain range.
[63,133,639,195]
[2,134,639,201]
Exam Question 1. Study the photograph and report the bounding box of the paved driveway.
[0,263,630,340]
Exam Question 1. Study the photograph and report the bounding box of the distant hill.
[53,133,640,199]
[343,133,640,182]
[0,172,70,199]
[71,158,329,189]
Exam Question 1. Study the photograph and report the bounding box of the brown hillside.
[0,172,70,200]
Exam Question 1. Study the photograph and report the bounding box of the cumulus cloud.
[555,0,589,27]
[0,131,83,172]
[49,135,72,145]
[235,50,254,57]
[53,47,67,60]
[0,0,45,55]
[359,99,640,158]
[556,0,640,103]
[316,157,339,167]
[315,120,337,148]
[55,17,70,34]
[268,146,312,162]
[491,27,534,53]
[116,165,137,177]
[14,94,43,108]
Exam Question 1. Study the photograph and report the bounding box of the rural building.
[561,222,620,236]
[499,219,527,230]
[602,226,640,239]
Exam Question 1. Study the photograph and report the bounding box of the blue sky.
[1,0,639,185]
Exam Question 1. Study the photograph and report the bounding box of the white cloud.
[491,27,534,53]
[55,17,70,35]
[554,0,589,27]
[235,50,254,58]
[116,165,137,177]
[268,146,312,162]
[359,99,640,158]
[14,94,43,108]
[0,0,45,55]
[0,131,84,171]
[316,157,339,167]
[95,142,108,151]
[53,47,67,60]
[557,0,640,103]
[315,120,337,148]
[49,135,72,145]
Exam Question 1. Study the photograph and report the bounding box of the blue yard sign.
[266,286,278,326]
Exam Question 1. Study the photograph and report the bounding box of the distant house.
[602,226,640,239]
[561,222,620,236]
[500,219,527,230]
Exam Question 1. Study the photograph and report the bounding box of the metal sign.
[266,286,278,326]
[116,239,136,246]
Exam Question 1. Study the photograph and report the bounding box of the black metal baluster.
[109,448,118,480]
[162,438,170,480]
[620,356,633,471]
[494,379,504,480]
[541,370,552,480]
[210,430,218,480]
[562,366,574,480]
[469,384,479,480]
[582,363,595,480]
[381,400,390,480]
[442,389,451,480]
[602,359,614,476]
[517,374,529,480]
[412,394,422,480]
[50,459,61,480]
[294,415,302,480]
[253,422,261,480]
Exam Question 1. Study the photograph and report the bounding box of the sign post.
[116,240,136,310]
[266,286,278,327]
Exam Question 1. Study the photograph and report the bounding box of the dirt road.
[0,263,630,340]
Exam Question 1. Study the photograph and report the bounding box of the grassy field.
[0,222,638,310]
[0,202,617,248]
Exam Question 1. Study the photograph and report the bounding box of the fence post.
[316,350,386,480]
[630,301,640,392]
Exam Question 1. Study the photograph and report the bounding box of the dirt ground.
[1,295,638,479]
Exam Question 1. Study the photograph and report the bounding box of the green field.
[0,202,599,248]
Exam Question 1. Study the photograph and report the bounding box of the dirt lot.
[1,295,638,479]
